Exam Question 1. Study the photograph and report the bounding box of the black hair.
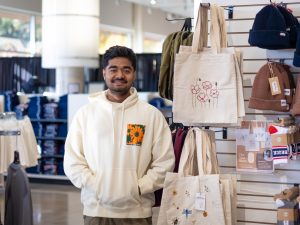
[102,45,136,71]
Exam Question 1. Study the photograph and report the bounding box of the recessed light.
[150,0,156,5]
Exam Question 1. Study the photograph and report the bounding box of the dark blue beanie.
[277,6,299,48]
[293,28,300,67]
[248,5,290,49]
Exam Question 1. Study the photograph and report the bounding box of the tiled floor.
[0,182,159,225]
[0,183,84,225]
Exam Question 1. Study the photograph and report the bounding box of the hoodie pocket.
[99,168,141,209]
[80,172,102,208]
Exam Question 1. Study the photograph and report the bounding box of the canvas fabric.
[172,4,244,126]
[157,127,236,225]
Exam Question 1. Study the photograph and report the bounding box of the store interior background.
[1,0,300,225]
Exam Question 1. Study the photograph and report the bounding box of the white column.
[42,0,100,94]
[132,3,143,53]
[55,67,84,95]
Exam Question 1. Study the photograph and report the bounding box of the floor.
[0,182,159,225]
[0,182,84,225]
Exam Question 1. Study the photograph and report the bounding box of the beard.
[106,79,132,96]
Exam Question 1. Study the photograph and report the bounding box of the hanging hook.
[270,0,276,4]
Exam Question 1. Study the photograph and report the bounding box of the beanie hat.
[248,63,291,112]
[293,28,300,67]
[291,77,300,116]
[277,5,299,48]
[281,64,295,104]
[248,5,290,49]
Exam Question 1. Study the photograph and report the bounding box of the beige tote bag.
[173,5,245,125]
[157,128,226,225]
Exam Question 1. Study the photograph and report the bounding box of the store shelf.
[30,118,68,123]
[36,136,66,141]
[27,173,69,180]
[41,154,64,158]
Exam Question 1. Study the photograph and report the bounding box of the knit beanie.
[248,63,291,112]
[277,5,299,48]
[281,64,295,105]
[293,28,300,67]
[291,77,300,116]
[248,4,290,49]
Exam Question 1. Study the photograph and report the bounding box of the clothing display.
[248,4,299,49]
[28,96,48,119]
[64,87,175,218]
[157,127,236,225]
[0,116,39,173]
[4,162,33,225]
[159,30,193,100]
[248,62,294,112]
[58,95,68,119]
[43,102,58,119]
[172,4,245,125]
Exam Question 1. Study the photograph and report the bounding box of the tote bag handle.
[192,4,227,54]
[178,128,216,176]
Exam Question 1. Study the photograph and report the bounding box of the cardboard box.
[277,208,299,225]
[272,133,294,146]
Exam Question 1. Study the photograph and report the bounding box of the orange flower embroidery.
[127,124,145,146]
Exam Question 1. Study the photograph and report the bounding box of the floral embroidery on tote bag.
[126,124,145,146]
[190,77,219,108]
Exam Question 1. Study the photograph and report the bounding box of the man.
[64,45,175,225]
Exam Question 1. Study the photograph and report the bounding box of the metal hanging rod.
[0,130,21,136]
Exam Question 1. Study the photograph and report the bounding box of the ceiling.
[122,0,194,18]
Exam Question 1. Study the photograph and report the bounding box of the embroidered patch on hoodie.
[127,124,145,146]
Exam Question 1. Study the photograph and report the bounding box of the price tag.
[281,99,287,107]
[284,89,291,96]
[195,192,205,211]
[268,77,281,95]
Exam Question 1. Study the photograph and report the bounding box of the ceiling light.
[150,0,156,5]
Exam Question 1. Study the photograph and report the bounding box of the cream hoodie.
[64,88,175,218]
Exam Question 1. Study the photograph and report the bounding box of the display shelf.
[30,118,68,123]
[27,173,69,180]
[36,136,66,141]
[41,154,64,158]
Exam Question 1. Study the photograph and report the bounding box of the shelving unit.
[29,118,67,177]
[26,95,68,179]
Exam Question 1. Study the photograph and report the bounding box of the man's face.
[103,57,135,96]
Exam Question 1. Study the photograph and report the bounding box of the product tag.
[284,89,291,96]
[253,127,266,142]
[269,77,281,95]
[195,192,205,211]
[281,99,287,107]
[245,134,260,151]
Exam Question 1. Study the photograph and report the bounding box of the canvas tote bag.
[157,128,226,225]
[173,5,245,125]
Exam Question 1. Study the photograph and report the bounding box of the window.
[0,10,41,56]
[143,32,164,53]
[99,30,131,54]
